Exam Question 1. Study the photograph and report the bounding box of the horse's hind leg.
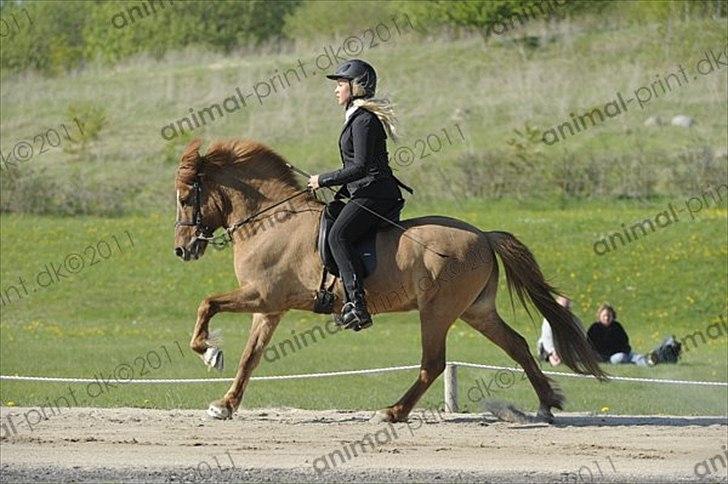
[460,278,563,422]
[375,310,454,423]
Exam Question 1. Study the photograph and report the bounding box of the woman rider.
[307,59,411,331]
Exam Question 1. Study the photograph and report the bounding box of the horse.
[173,138,606,422]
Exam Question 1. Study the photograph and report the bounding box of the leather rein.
[175,175,312,248]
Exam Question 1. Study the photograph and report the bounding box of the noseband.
[175,175,311,248]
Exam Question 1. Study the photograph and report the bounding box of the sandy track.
[1,406,726,483]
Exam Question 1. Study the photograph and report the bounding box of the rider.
[307,59,411,331]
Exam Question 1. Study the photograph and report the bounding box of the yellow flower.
[600,406,609,413]
[6,401,16,407]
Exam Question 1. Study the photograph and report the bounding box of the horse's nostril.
[175,247,184,258]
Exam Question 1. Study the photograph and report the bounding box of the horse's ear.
[177,138,203,184]
[180,138,203,167]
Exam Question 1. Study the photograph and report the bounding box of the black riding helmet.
[326,59,377,101]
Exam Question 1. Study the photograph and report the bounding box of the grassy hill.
[0,15,726,215]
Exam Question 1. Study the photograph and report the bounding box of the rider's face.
[335,79,351,106]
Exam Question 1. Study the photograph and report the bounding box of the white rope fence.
[2,362,724,386]
[450,361,728,386]
[0,364,421,384]
[443,362,728,412]
[2,362,726,412]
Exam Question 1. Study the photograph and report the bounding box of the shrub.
[283,0,401,41]
[63,103,108,160]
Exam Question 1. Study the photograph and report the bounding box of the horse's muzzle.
[175,238,208,261]
[174,246,188,260]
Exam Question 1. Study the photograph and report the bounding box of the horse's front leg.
[189,283,268,369]
[207,312,284,419]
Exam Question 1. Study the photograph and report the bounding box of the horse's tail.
[486,231,608,381]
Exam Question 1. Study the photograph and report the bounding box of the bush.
[0,165,58,214]
[424,146,728,201]
[283,0,402,41]
[0,1,90,74]
[0,164,132,216]
[64,103,108,160]
[1,0,298,75]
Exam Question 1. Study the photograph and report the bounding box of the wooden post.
[444,363,459,413]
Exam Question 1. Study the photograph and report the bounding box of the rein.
[175,175,312,248]
[224,187,312,238]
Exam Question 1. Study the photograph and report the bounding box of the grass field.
[1,198,726,416]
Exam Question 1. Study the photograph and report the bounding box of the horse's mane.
[177,139,303,194]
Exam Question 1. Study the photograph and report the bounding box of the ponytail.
[350,83,399,143]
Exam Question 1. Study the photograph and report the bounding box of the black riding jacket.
[319,107,409,199]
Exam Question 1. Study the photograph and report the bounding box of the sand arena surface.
[1,406,726,483]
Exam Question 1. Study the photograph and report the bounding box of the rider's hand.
[307,175,320,190]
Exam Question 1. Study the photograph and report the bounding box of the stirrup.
[337,302,373,331]
[334,302,355,327]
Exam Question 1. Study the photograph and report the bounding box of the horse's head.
[174,138,312,261]
[174,139,226,261]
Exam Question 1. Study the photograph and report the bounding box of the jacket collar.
[341,106,367,134]
[344,104,359,123]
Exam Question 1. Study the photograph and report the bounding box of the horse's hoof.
[203,347,224,371]
[207,401,232,420]
[537,406,555,424]
[370,408,398,423]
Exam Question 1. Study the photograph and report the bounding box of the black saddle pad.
[317,199,404,278]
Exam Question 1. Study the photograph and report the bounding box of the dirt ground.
[1,406,726,483]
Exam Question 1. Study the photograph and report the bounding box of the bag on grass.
[650,335,682,364]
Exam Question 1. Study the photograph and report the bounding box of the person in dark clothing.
[587,303,651,366]
[307,59,411,331]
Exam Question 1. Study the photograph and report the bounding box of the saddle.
[312,198,404,313]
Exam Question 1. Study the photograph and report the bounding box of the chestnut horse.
[173,138,606,422]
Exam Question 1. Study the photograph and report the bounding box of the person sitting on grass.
[587,303,652,366]
[537,296,585,366]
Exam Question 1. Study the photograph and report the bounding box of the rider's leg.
[328,197,397,329]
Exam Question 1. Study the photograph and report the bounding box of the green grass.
[1,199,726,416]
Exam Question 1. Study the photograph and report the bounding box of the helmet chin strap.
[344,79,369,110]
[346,80,354,108]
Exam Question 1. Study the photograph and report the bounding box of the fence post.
[444,362,459,413]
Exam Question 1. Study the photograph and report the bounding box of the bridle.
[175,175,312,248]
[175,177,213,238]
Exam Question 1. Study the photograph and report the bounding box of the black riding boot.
[338,274,372,331]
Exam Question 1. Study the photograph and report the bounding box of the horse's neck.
[228,192,322,261]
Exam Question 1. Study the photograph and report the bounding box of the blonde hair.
[351,82,399,143]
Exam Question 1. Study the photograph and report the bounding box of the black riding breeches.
[328,197,400,301]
